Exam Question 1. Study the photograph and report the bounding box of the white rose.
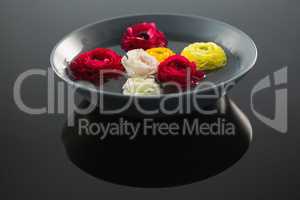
[121,49,159,77]
[122,77,160,96]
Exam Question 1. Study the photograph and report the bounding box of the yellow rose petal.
[181,42,227,71]
[146,47,175,62]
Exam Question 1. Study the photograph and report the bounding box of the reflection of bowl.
[62,97,252,187]
[50,14,257,116]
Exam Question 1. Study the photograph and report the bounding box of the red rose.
[69,48,124,84]
[157,55,205,88]
[121,22,167,51]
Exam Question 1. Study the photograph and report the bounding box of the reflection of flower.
[121,22,167,52]
[146,47,175,62]
[157,55,205,88]
[181,42,227,70]
[69,48,124,84]
[122,77,160,95]
[121,49,159,77]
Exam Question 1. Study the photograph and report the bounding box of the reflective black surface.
[62,97,251,187]
[1,0,299,199]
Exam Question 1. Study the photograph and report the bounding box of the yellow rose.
[181,42,227,71]
[146,47,175,62]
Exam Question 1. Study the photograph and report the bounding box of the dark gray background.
[1,0,299,199]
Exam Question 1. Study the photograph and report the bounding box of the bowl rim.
[50,13,257,99]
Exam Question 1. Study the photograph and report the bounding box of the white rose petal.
[122,77,160,96]
[121,49,159,77]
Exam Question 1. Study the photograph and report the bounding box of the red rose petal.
[121,22,167,51]
[69,48,124,84]
[157,55,205,88]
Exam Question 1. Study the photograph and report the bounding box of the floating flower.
[69,48,124,84]
[181,42,227,71]
[121,22,167,51]
[146,47,175,62]
[122,77,160,96]
[157,55,205,88]
[121,49,159,77]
